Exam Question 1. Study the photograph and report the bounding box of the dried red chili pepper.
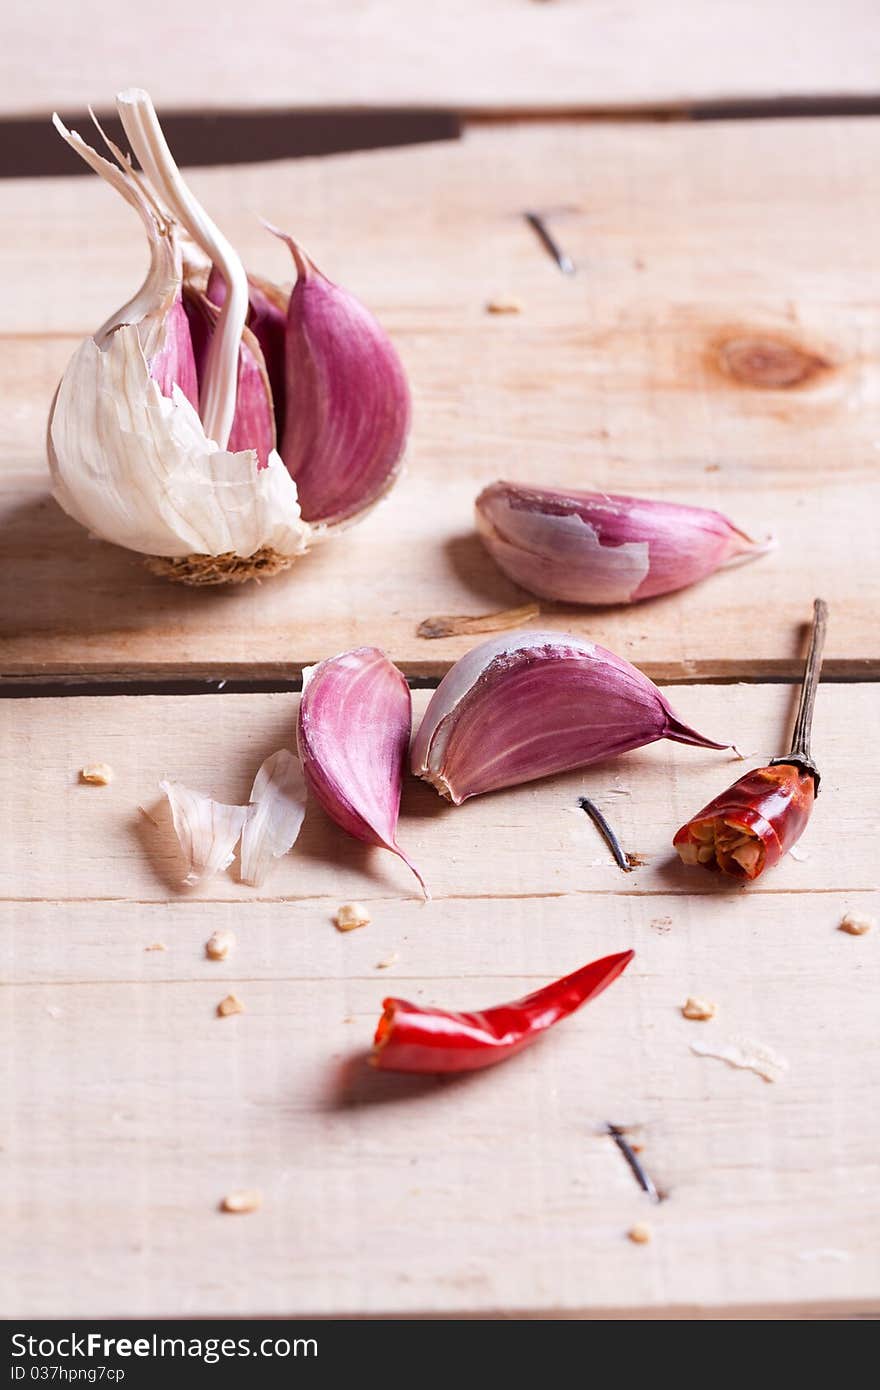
[370,949,634,1074]
[673,598,827,881]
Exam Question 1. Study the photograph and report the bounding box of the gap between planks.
[1,672,878,697]
[10,95,880,181]
[0,885,867,907]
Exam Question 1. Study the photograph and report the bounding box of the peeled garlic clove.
[184,288,276,467]
[411,629,732,803]
[297,648,427,896]
[160,780,249,886]
[240,749,307,887]
[475,482,774,605]
[270,229,411,526]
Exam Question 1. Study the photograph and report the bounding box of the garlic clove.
[206,267,289,442]
[148,297,200,412]
[411,629,732,803]
[240,749,307,887]
[246,277,289,436]
[160,779,249,887]
[297,647,427,896]
[475,482,774,605]
[184,287,276,468]
[268,227,411,526]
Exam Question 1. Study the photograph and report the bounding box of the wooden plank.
[4,2,880,117]
[0,686,874,904]
[2,119,879,680]
[2,688,877,1317]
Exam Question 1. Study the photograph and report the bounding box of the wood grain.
[4,1,880,117]
[3,119,880,681]
[1,687,877,1318]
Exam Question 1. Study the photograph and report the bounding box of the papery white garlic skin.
[240,750,307,887]
[475,483,773,605]
[160,780,249,886]
[161,750,306,889]
[412,629,731,804]
[49,330,309,559]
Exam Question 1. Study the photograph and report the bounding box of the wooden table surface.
[2,21,879,1319]
[6,1,880,117]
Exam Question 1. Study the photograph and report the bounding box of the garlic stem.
[52,115,176,347]
[116,88,248,450]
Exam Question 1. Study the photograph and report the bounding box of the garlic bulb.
[475,482,773,605]
[412,629,732,803]
[48,89,410,584]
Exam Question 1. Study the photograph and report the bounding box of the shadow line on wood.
[0,107,462,178]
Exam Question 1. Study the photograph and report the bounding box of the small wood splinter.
[607,1124,663,1204]
[579,797,639,873]
[523,211,576,275]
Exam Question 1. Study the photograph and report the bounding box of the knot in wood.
[717,336,829,390]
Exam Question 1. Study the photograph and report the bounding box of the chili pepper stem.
[770,597,828,790]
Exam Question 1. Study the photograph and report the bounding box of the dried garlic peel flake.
[691,1035,788,1084]
[240,750,307,887]
[160,749,306,890]
[160,780,248,887]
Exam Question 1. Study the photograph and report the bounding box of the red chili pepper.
[673,763,815,880]
[673,599,827,882]
[370,949,634,1074]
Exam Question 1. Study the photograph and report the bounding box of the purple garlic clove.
[476,482,774,605]
[148,296,200,411]
[271,230,411,525]
[184,288,276,466]
[297,647,427,896]
[411,629,733,803]
[206,267,289,442]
